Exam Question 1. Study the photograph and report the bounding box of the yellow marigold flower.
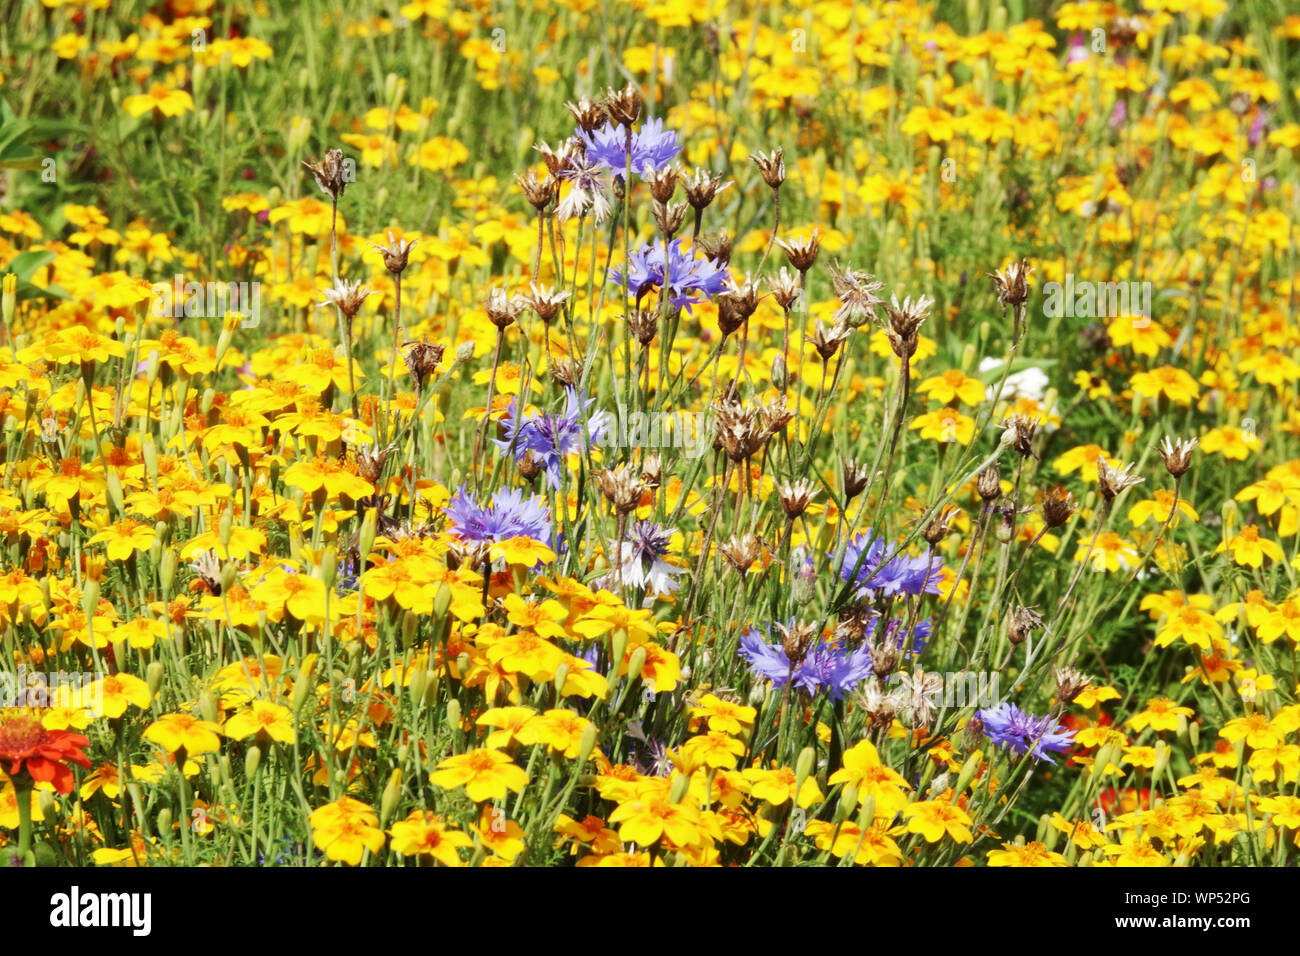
[1154,605,1222,651]
[903,799,973,843]
[110,616,168,650]
[828,739,911,815]
[1106,316,1172,356]
[1215,524,1285,568]
[1220,713,1279,750]
[389,810,471,865]
[87,673,151,719]
[688,693,756,735]
[1235,477,1300,516]
[1200,426,1254,460]
[516,708,594,760]
[621,640,682,693]
[309,797,385,865]
[917,369,984,406]
[1074,684,1121,709]
[1127,489,1198,527]
[122,84,195,118]
[143,712,223,755]
[679,731,745,770]
[806,820,903,866]
[901,105,957,141]
[1074,531,1139,572]
[1256,599,1300,644]
[1127,698,1194,733]
[1256,795,1300,828]
[250,569,329,625]
[430,747,528,802]
[1050,812,1109,850]
[1055,443,1118,482]
[1130,365,1200,405]
[476,706,538,749]
[608,793,703,848]
[470,808,527,861]
[910,407,975,444]
[986,840,1068,867]
[87,518,156,561]
[224,700,295,744]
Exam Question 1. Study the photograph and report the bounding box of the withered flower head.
[977,462,1002,501]
[881,293,935,359]
[1041,485,1077,528]
[695,231,732,265]
[1096,456,1144,501]
[682,166,731,210]
[987,258,1034,313]
[646,164,682,204]
[402,339,446,396]
[447,537,493,572]
[713,393,763,462]
[515,169,558,211]
[1053,666,1093,705]
[550,355,583,387]
[715,275,764,332]
[767,267,802,311]
[1158,435,1197,479]
[369,230,418,275]
[565,98,606,133]
[856,678,900,729]
[602,83,642,127]
[517,449,543,484]
[776,230,820,273]
[758,395,795,441]
[1008,605,1044,646]
[303,147,349,200]
[718,533,762,574]
[190,551,222,595]
[923,505,958,546]
[596,462,645,515]
[624,307,658,347]
[777,477,818,519]
[1003,413,1039,459]
[809,320,852,361]
[640,454,662,491]
[355,442,397,484]
[775,620,818,666]
[483,287,528,330]
[842,458,871,501]
[652,199,688,238]
[523,282,571,324]
[827,260,885,328]
[320,278,375,318]
[533,138,579,175]
[749,147,785,189]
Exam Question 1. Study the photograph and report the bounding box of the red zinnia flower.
[0,709,92,794]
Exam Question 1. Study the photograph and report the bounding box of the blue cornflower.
[839,530,943,599]
[608,239,730,312]
[579,118,682,177]
[495,389,609,489]
[444,486,551,545]
[975,702,1076,763]
[739,624,873,702]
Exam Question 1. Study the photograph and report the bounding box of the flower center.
[0,710,49,756]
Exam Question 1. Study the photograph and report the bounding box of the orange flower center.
[0,710,49,757]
